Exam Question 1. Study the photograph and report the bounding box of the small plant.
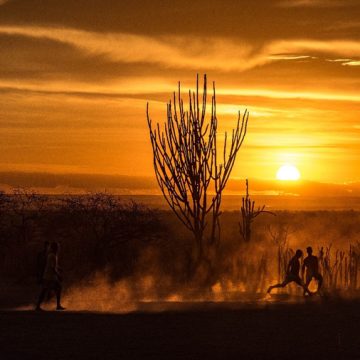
[239,179,274,243]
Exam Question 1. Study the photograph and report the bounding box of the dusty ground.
[1,298,360,360]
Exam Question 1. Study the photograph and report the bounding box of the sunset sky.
[1,0,360,193]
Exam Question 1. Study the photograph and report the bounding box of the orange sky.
[1,0,360,190]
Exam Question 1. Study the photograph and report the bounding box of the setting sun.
[276,164,301,181]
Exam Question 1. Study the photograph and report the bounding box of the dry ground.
[1,299,360,360]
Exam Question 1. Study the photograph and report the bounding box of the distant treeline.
[0,189,170,282]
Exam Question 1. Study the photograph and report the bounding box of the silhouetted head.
[295,249,303,258]
[50,241,59,254]
[44,241,50,250]
[307,246,313,255]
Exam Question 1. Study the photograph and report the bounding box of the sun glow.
[276,164,301,181]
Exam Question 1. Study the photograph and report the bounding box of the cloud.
[2,171,360,200]
[343,61,360,66]
[267,55,315,61]
[0,25,267,72]
[1,77,360,104]
[325,58,360,66]
[326,58,352,62]
[0,171,158,194]
[0,26,360,102]
[277,0,357,7]
[325,21,360,31]
[267,39,360,59]
[217,88,360,103]
[1,25,360,76]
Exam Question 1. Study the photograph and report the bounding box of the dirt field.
[1,299,360,360]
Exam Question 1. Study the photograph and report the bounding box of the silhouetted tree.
[0,191,10,245]
[0,190,9,223]
[239,179,274,243]
[147,74,248,267]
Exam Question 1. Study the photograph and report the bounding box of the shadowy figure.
[36,241,49,284]
[36,242,65,311]
[267,249,311,295]
[302,246,323,294]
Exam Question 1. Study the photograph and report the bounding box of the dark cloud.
[276,0,359,8]
[0,33,165,82]
[0,171,156,190]
[2,171,360,199]
[0,0,359,40]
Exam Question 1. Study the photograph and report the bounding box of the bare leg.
[296,278,311,296]
[267,280,289,294]
[55,283,65,310]
[36,287,47,310]
[303,275,312,296]
[315,274,323,292]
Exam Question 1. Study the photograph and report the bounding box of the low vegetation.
[1,188,360,299]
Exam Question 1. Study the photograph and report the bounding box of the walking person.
[267,249,311,296]
[35,242,65,311]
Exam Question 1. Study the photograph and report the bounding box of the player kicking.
[267,249,311,296]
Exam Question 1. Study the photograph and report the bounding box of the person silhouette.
[302,246,323,294]
[267,249,311,295]
[35,242,65,311]
[36,241,49,284]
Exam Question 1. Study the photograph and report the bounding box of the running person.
[302,246,323,294]
[267,249,311,295]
